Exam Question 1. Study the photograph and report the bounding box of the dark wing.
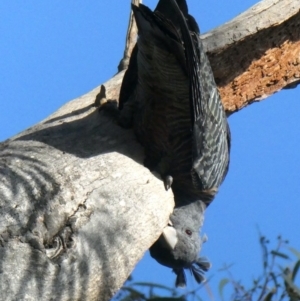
[118,44,138,110]
[119,0,187,110]
[168,1,230,190]
[191,33,231,189]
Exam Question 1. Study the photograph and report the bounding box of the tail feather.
[131,1,188,74]
[155,0,188,17]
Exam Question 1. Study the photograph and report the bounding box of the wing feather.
[168,1,230,190]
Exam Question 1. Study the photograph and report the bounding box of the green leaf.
[289,247,300,260]
[270,250,290,259]
[283,274,300,298]
[292,260,300,282]
[218,278,230,300]
[263,291,275,301]
[119,295,144,301]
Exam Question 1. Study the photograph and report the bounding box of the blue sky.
[1,1,299,299]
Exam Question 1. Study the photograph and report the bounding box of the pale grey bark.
[118,0,142,72]
[202,0,300,53]
[0,72,174,301]
[0,0,299,300]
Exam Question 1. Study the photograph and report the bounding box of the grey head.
[150,201,211,287]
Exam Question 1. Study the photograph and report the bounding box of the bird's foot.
[164,175,173,191]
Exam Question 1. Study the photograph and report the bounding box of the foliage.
[114,278,206,301]
[113,235,300,301]
[218,235,300,301]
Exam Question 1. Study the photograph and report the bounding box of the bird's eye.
[185,229,192,236]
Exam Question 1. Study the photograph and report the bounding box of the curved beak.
[162,220,178,250]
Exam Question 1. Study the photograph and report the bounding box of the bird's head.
[150,202,211,287]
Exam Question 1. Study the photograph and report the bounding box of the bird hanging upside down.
[116,0,231,287]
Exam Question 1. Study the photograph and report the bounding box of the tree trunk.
[0,0,299,300]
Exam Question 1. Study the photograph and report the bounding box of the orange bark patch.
[209,12,300,114]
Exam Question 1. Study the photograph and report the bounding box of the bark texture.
[118,0,142,72]
[204,0,300,113]
[0,71,174,301]
[0,0,299,300]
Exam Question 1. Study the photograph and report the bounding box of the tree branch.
[0,74,174,300]
[0,0,299,300]
[118,0,142,72]
[203,0,300,114]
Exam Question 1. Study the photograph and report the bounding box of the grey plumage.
[118,0,231,287]
[149,201,210,287]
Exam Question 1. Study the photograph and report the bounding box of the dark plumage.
[118,0,231,287]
